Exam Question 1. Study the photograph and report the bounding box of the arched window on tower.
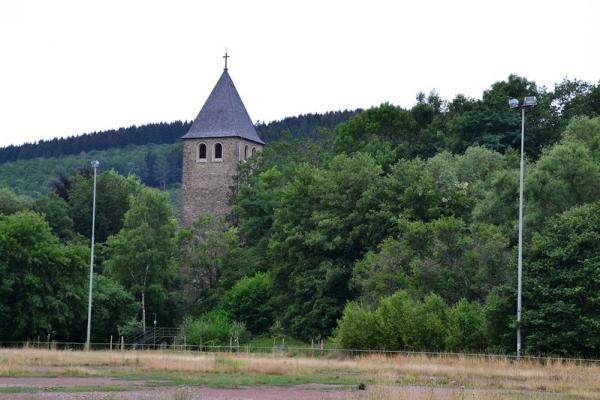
[198,143,207,161]
[252,147,256,156]
[214,143,223,161]
[244,145,249,160]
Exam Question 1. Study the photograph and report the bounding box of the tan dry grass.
[1,349,600,398]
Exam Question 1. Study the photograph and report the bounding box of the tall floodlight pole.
[508,96,536,358]
[85,160,100,350]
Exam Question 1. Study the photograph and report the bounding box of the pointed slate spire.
[182,69,264,144]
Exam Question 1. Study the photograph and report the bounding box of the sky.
[0,0,599,148]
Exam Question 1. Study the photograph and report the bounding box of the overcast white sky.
[0,0,598,148]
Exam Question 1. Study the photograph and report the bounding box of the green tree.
[0,186,31,215]
[370,157,472,233]
[0,211,87,340]
[374,290,413,350]
[445,299,487,352]
[527,150,599,228]
[333,103,419,166]
[523,201,600,357]
[402,293,448,351]
[472,168,519,236]
[526,116,600,231]
[446,75,558,156]
[177,215,246,315]
[333,302,380,350]
[221,273,274,334]
[90,274,137,342]
[553,79,600,127]
[69,170,142,242]
[484,285,516,353]
[32,193,74,240]
[269,153,382,338]
[104,188,177,332]
[352,218,511,304]
[232,132,333,260]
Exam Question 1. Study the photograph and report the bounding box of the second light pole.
[508,96,536,358]
[85,160,100,350]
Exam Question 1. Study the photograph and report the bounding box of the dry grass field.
[1,348,599,399]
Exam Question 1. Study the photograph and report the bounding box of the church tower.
[181,54,264,225]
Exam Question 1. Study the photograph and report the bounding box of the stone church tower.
[181,56,264,225]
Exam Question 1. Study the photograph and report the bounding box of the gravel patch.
[0,383,357,399]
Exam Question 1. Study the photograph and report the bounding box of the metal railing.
[129,327,182,346]
[2,340,600,365]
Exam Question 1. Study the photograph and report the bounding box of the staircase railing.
[129,327,181,346]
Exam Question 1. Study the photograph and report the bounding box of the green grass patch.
[246,336,309,349]
[0,387,38,394]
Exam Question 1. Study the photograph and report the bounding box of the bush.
[403,293,448,351]
[180,310,248,347]
[221,272,274,334]
[334,302,380,350]
[374,290,412,350]
[445,299,487,352]
[334,291,499,353]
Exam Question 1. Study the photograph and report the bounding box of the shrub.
[374,290,412,350]
[402,293,448,351]
[221,272,274,334]
[445,299,487,352]
[180,310,248,347]
[334,302,380,350]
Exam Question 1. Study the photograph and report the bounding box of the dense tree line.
[255,110,360,142]
[0,122,190,165]
[0,143,183,199]
[0,110,359,166]
[1,74,599,357]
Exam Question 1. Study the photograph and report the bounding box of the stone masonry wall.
[181,137,263,225]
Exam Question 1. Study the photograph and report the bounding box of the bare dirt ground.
[0,378,146,388]
[0,378,356,399]
[0,378,559,400]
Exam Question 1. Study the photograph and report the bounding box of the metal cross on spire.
[223,51,230,71]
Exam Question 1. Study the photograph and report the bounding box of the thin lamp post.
[85,160,100,350]
[154,313,157,349]
[508,96,536,358]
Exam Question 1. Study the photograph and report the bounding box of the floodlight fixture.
[91,160,100,169]
[523,96,537,107]
[508,98,520,109]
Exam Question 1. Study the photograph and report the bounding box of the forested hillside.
[0,110,359,197]
[0,110,358,165]
[1,75,599,357]
[0,143,183,198]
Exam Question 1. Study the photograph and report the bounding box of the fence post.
[320,339,324,357]
[229,336,232,353]
[120,336,124,351]
[236,336,240,353]
[110,335,113,351]
[47,334,50,350]
[183,336,187,351]
[37,336,40,349]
